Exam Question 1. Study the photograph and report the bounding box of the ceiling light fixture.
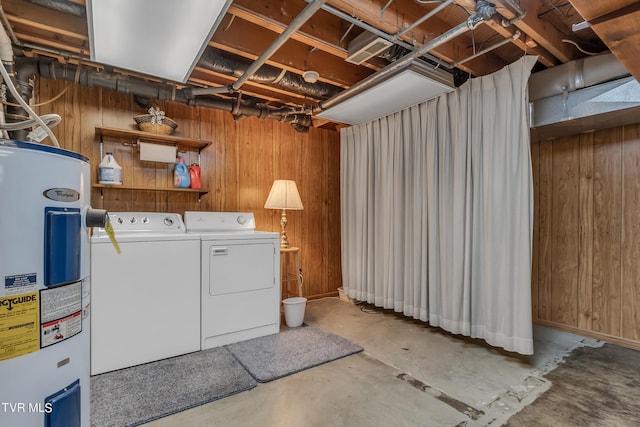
[317,60,454,125]
[302,71,319,83]
[86,0,232,83]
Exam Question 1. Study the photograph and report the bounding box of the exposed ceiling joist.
[0,0,635,132]
[569,0,640,83]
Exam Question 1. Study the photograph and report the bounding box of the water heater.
[0,140,106,427]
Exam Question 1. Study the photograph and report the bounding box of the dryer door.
[208,243,275,295]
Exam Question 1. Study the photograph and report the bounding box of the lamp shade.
[264,180,304,210]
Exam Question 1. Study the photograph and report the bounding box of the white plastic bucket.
[283,297,307,327]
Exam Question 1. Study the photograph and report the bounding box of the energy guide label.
[0,292,39,362]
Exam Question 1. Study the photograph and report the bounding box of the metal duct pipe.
[18,59,313,132]
[315,0,496,113]
[528,53,630,101]
[191,48,342,100]
[192,0,327,96]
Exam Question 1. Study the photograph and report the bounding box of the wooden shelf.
[94,126,210,202]
[93,184,208,200]
[95,126,212,152]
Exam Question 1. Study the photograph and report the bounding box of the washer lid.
[184,211,256,232]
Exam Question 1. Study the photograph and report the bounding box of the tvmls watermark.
[2,402,53,413]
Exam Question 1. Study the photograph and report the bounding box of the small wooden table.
[280,247,303,299]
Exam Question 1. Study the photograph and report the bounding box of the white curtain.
[340,56,537,355]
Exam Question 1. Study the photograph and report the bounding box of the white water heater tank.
[0,140,106,427]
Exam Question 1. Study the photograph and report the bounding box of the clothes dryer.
[185,212,280,349]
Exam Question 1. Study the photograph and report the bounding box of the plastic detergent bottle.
[98,152,122,185]
[189,163,201,189]
[174,157,191,188]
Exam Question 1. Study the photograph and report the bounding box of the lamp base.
[280,209,291,248]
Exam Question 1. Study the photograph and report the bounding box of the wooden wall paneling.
[326,129,342,292]
[319,129,341,294]
[550,135,580,326]
[32,78,343,299]
[254,120,275,230]
[221,114,241,211]
[236,118,257,214]
[301,129,328,295]
[267,120,297,234]
[235,117,272,227]
[162,101,201,214]
[64,82,81,154]
[621,123,640,341]
[265,119,284,234]
[38,78,68,149]
[530,141,540,320]
[592,127,622,336]
[100,89,135,211]
[287,127,305,250]
[537,139,553,321]
[129,99,166,213]
[78,85,103,210]
[41,79,63,143]
[197,107,218,212]
[275,125,306,286]
[578,132,594,330]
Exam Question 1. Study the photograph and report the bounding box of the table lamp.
[264,180,304,248]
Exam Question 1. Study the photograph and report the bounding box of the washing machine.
[184,211,280,349]
[90,212,201,375]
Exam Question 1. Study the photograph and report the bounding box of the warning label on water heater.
[40,281,82,348]
[0,292,39,362]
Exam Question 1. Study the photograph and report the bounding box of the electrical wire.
[0,84,69,108]
[0,60,60,147]
[0,113,61,130]
[562,39,599,56]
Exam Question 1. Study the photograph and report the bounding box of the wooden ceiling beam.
[324,0,505,76]
[211,15,374,88]
[2,0,87,37]
[490,0,580,63]
[566,0,636,21]
[454,0,558,68]
[6,15,88,42]
[568,0,640,83]
[228,1,379,71]
[14,32,85,55]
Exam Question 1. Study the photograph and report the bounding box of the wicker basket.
[133,114,178,135]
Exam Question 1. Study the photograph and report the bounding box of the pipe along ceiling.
[5,53,331,135]
[5,0,503,134]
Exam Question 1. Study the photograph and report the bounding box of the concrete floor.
[143,297,600,427]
